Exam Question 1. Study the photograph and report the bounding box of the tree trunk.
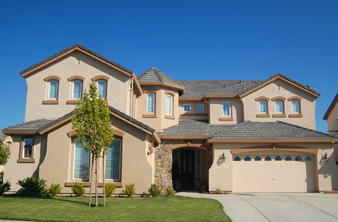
[89,156,94,207]
[95,156,98,207]
[103,153,106,207]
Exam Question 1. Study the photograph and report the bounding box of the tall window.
[23,138,33,158]
[197,104,204,112]
[72,81,82,99]
[259,101,267,113]
[275,101,283,113]
[292,101,300,113]
[223,102,230,116]
[73,139,90,180]
[105,140,121,180]
[97,81,107,99]
[147,93,154,113]
[184,104,191,112]
[48,81,58,99]
[166,95,172,115]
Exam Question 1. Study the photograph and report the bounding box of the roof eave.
[139,81,185,93]
[208,139,335,144]
[2,129,38,135]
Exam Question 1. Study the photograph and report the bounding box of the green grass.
[0,196,231,221]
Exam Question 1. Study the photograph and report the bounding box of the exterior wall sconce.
[217,153,226,165]
[320,153,329,165]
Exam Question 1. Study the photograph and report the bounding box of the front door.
[180,150,195,189]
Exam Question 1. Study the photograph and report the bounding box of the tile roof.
[2,106,155,134]
[159,120,333,140]
[137,67,183,86]
[20,43,134,76]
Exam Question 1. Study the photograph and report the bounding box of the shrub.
[105,183,116,197]
[0,171,3,184]
[48,183,63,197]
[71,183,85,197]
[124,183,135,197]
[164,185,175,196]
[215,188,223,194]
[148,184,161,197]
[17,176,48,197]
[0,180,10,195]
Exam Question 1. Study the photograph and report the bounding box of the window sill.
[219,117,234,121]
[180,113,208,117]
[142,114,157,118]
[165,115,175,120]
[65,182,123,188]
[42,100,59,105]
[289,114,303,118]
[66,100,81,104]
[272,114,286,118]
[17,158,35,163]
[256,114,270,118]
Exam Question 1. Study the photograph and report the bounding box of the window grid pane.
[49,82,58,99]
[73,81,82,99]
[147,94,154,113]
[74,140,90,180]
[105,140,121,180]
[223,102,230,116]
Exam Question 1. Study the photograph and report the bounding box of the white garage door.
[233,152,316,192]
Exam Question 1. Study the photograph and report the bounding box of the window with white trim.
[275,101,283,113]
[97,81,107,99]
[73,139,90,180]
[147,93,155,113]
[22,138,33,159]
[72,81,82,99]
[259,101,267,113]
[291,100,300,113]
[223,102,230,116]
[166,95,172,115]
[184,104,191,112]
[48,81,58,99]
[105,139,121,180]
[197,104,204,112]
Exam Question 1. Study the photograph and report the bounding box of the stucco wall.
[3,135,47,191]
[179,100,209,121]
[326,100,338,162]
[209,99,243,125]
[241,79,317,130]
[24,51,132,122]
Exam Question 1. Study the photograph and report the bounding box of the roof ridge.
[276,121,334,138]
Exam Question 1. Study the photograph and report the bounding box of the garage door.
[233,152,316,192]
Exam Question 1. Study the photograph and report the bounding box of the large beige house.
[324,93,338,165]
[2,44,338,193]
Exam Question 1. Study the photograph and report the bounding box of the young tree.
[72,82,114,207]
[0,140,10,166]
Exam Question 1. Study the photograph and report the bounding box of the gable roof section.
[323,93,338,120]
[137,67,185,93]
[2,106,160,144]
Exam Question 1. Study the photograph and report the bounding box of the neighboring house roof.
[2,106,160,144]
[0,133,7,140]
[20,43,134,76]
[323,93,338,120]
[172,73,320,99]
[159,120,334,143]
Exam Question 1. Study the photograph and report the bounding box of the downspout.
[129,77,134,117]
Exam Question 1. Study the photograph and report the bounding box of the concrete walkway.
[176,192,338,222]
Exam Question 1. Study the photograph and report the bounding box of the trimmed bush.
[124,183,135,197]
[164,185,175,196]
[0,180,10,195]
[148,184,161,197]
[17,176,48,197]
[71,183,85,197]
[216,188,223,194]
[48,183,63,197]
[105,183,116,197]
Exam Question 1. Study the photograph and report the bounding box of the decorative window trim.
[255,96,270,101]
[271,96,286,101]
[290,100,301,116]
[219,117,234,121]
[92,75,110,81]
[71,80,83,100]
[257,99,269,117]
[42,100,59,105]
[68,75,85,81]
[146,93,156,114]
[44,75,61,81]
[96,80,107,100]
[18,137,35,163]
[288,96,302,101]
[46,80,59,101]
[274,100,285,115]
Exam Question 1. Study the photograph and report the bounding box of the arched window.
[166,94,173,115]
[305,156,312,161]
[97,80,107,99]
[255,156,261,161]
[265,156,272,161]
[147,93,155,113]
[295,156,302,161]
[244,156,251,161]
[285,156,292,161]
[291,100,300,114]
[275,156,282,161]
[275,101,283,113]
[259,101,267,114]
[234,156,241,161]
[72,81,82,99]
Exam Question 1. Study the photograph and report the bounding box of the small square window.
[184,104,191,112]
[197,104,204,112]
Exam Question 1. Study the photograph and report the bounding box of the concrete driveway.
[176,192,338,222]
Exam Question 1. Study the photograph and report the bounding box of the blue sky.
[0,0,337,133]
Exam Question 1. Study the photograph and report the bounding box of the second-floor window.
[166,95,172,115]
[259,101,267,113]
[223,102,230,116]
[48,81,58,99]
[197,104,204,112]
[147,93,154,113]
[97,81,107,99]
[72,81,82,99]
[291,100,300,113]
[275,101,283,113]
[184,104,191,112]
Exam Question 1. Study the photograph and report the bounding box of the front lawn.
[0,196,231,221]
